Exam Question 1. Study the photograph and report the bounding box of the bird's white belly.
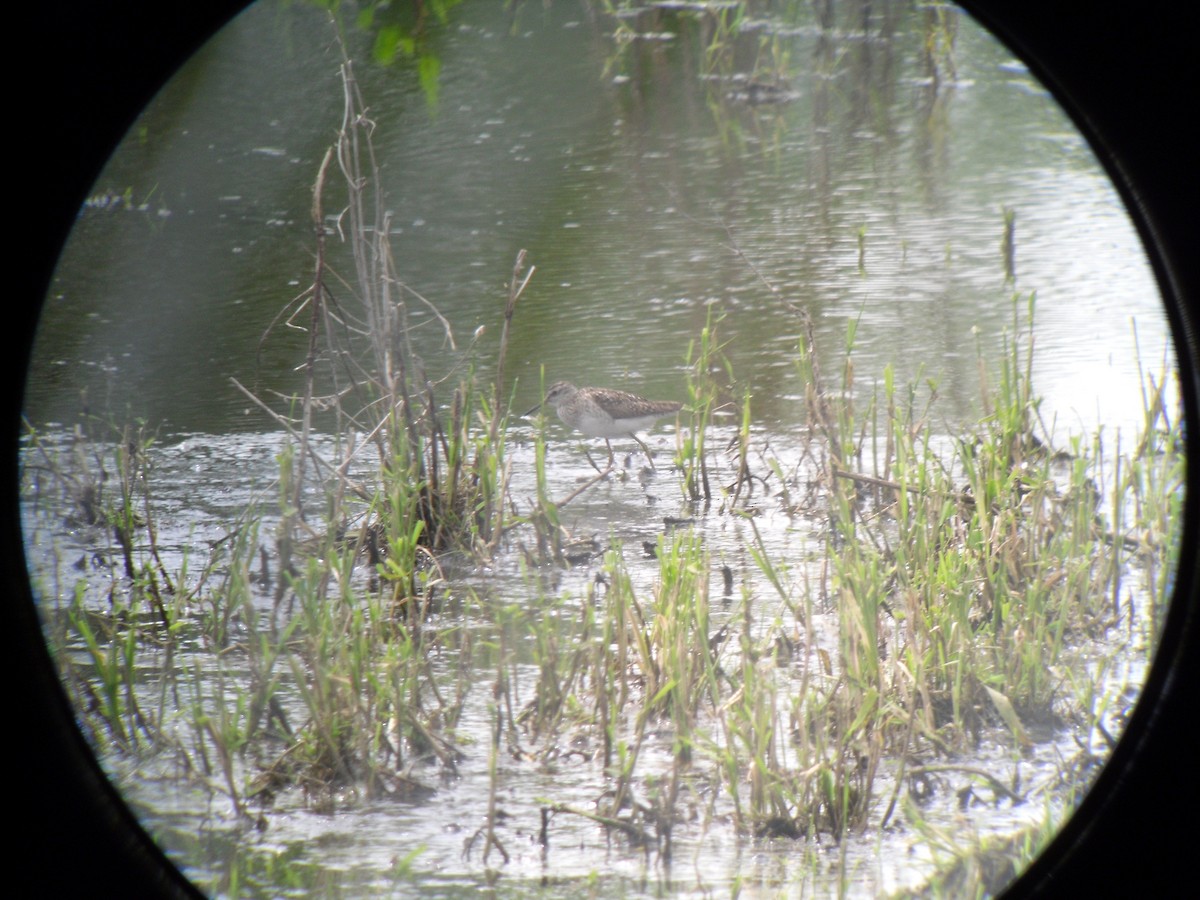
[568,410,661,438]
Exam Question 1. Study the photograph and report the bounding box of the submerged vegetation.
[21,5,1182,898]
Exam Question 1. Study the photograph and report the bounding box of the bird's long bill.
[522,402,543,418]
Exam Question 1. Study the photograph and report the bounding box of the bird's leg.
[605,439,616,472]
[583,444,611,475]
[632,434,657,470]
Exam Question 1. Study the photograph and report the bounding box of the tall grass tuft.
[679,308,733,503]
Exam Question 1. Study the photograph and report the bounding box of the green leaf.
[983,684,1030,747]
[373,25,401,64]
[418,54,441,108]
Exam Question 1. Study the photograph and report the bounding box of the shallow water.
[22,0,1175,896]
[22,421,1155,897]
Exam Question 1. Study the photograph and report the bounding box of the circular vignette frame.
[11,2,1197,897]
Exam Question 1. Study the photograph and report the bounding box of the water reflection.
[26,0,1166,441]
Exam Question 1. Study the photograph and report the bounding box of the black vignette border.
[13,1,1199,896]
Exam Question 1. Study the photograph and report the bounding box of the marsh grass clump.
[215,56,541,800]
[679,308,736,503]
[27,48,533,814]
[68,54,494,810]
[241,59,528,575]
[805,293,1176,770]
[516,531,721,754]
[26,416,177,622]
